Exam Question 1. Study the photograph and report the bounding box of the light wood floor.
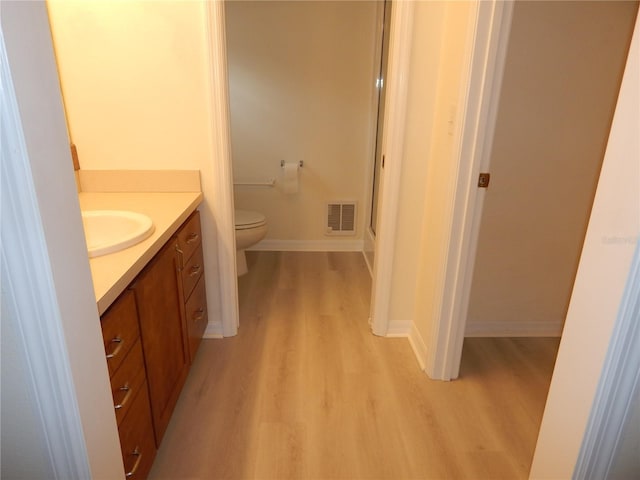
[149,252,560,480]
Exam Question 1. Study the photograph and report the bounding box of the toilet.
[234,209,268,276]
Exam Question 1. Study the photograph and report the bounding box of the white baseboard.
[203,321,224,339]
[363,229,375,277]
[386,320,412,337]
[384,320,428,371]
[465,320,564,337]
[408,323,428,371]
[362,250,374,277]
[250,239,364,252]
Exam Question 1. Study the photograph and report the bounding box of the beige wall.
[387,0,446,327]
[466,1,638,335]
[47,0,223,331]
[47,0,211,171]
[225,1,377,242]
[531,11,640,477]
[387,1,473,342]
[413,1,474,346]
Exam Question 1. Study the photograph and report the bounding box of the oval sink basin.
[81,210,155,258]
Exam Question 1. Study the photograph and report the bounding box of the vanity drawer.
[118,383,156,480]
[185,275,207,363]
[101,290,140,377]
[110,339,146,426]
[181,247,203,300]
[177,211,202,264]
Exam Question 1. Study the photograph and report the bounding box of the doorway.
[224,1,388,330]
[463,1,639,339]
[420,0,639,380]
[224,1,379,252]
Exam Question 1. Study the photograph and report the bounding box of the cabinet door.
[101,290,139,377]
[131,240,188,446]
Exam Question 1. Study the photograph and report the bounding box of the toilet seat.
[235,209,266,230]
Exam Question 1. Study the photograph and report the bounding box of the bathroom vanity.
[100,210,206,479]
[80,190,206,480]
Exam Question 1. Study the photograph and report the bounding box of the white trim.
[362,245,374,277]
[1,31,91,478]
[203,321,224,339]
[382,321,429,372]
[205,1,240,336]
[385,320,412,337]
[381,320,429,372]
[408,324,429,371]
[425,0,514,380]
[250,239,364,252]
[575,244,640,478]
[370,0,415,336]
[465,320,563,338]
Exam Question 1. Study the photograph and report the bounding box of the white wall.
[466,0,638,336]
[1,2,124,477]
[47,0,223,333]
[387,1,473,344]
[225,1,377,244]
[386,1,445,331]
[530,11,640,478]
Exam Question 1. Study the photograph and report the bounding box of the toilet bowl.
[235,209,267,276]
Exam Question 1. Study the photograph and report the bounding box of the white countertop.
[79,191,203,315]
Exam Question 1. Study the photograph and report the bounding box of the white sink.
[81,210,155,258]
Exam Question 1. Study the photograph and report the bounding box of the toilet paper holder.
[281,160,304,168]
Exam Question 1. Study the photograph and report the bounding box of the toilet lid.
[235,210,266,229]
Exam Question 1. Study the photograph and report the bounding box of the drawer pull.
[186,232,199,244]
[189,265,202,277]
[125,447,142,478]
[114,384,133,410]
[105,337,123,359]
[192,308,205,322]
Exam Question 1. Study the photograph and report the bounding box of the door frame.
[574,244,640,478]
[423,0,514,380]
[369,0,415,336]
[369,0,514,379]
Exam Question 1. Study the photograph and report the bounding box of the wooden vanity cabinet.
[176,211,208,363]
[130,240,189,447]
[98,209,207,476]
[100,290,156,480]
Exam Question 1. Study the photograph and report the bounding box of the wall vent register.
[326,202,356,235]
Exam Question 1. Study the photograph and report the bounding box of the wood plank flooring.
[149,251,559,480]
